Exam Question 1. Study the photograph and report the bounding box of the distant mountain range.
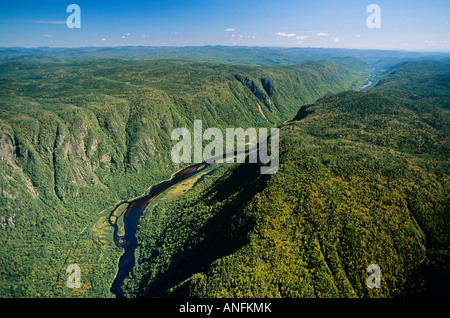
[1,46,449,73]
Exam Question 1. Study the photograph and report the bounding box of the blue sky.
[0,0,449,51]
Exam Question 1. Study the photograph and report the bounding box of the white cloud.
[355,34,361,38]
[225,28,235,32]
[296,35,309,40]
[102,38,106,41]
[125,32,131,36]
[316,32,328,36]
[334,37,341,42]
[33,20,65,24]
[297,41,303,44]
[276,32,296,37]
[122,35,126,39]
[42,34,52,37]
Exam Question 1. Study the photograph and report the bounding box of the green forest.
[0,47,448,298]
[122,59,449,298]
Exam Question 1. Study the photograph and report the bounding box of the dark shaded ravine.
[109,163,209,298]
[108,133,275,297]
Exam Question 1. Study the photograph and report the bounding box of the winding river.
[359,73,377,91]
[108,138,263,297]
[109,163,209,298]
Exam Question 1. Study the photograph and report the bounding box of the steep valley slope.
[122,60,449,298]
[0,57,372,297]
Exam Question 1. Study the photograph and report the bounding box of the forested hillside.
[0,57,372,297]
[123,60,449,298]
[0,46,432,68]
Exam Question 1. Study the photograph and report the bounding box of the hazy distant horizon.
[1,0,449,52]
[1,45,449,55]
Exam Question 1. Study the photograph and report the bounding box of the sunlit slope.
[366,59,450,110]
[124,61,449,298]
[0,57,371,297]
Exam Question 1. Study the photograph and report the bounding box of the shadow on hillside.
[142,162,270,297]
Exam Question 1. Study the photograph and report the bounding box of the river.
[109,163,209,298]
[359,73,377,91]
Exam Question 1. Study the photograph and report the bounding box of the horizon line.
[0,45,449,54]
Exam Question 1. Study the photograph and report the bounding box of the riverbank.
[108,162,211,297]
[359,73,377,91]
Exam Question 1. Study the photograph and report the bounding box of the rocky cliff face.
[0,58,371,215]
[0,57,372,297]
